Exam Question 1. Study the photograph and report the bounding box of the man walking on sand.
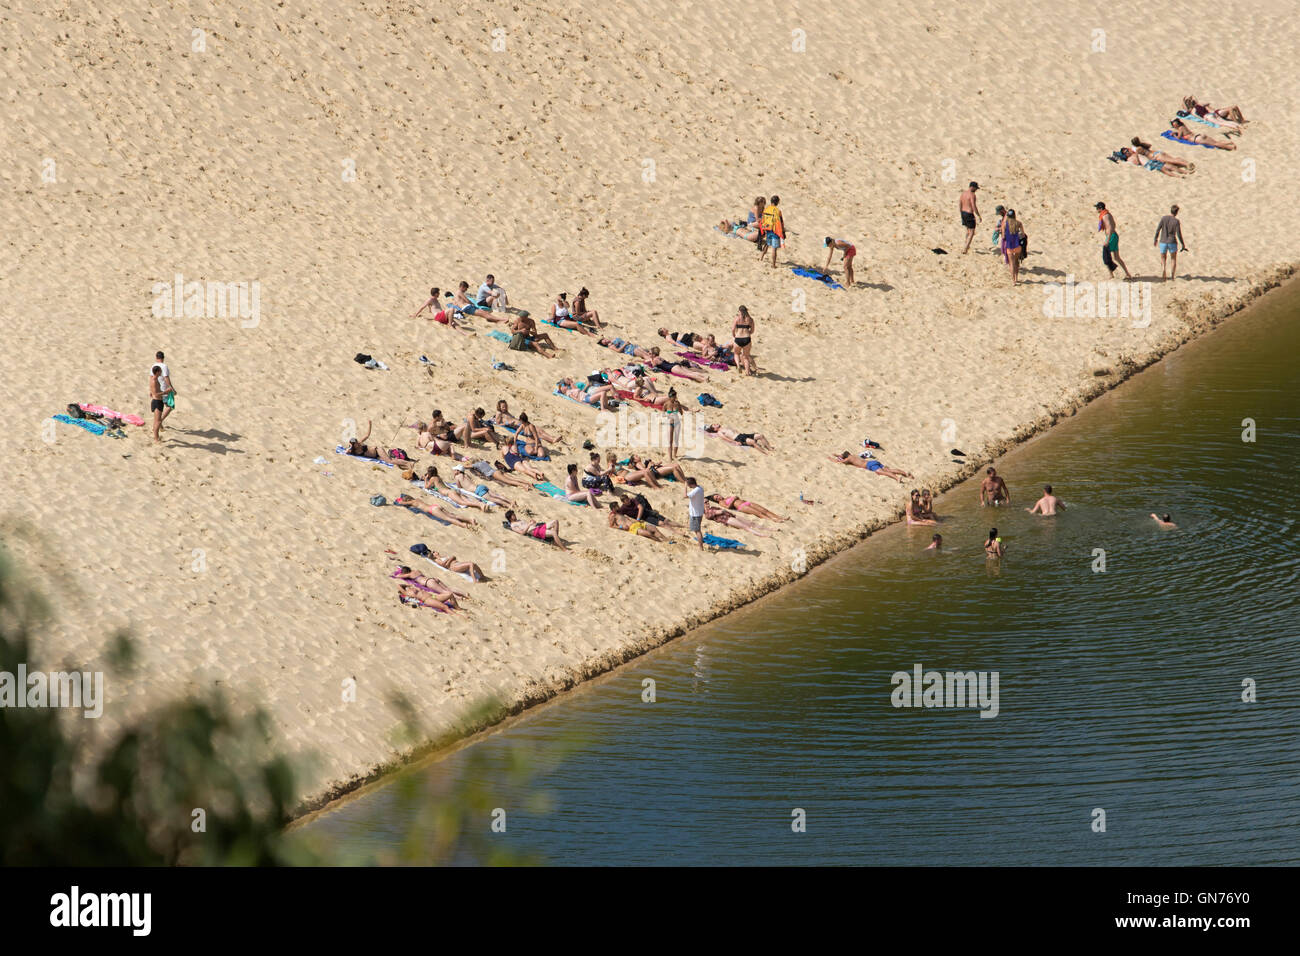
[153,350,176,425]
[1154,205,1187,281]
[148,365,167,443]
[960,182,981,253]
[1095,201,1132,281]
[759,196,786,269]
[685,476,706,550]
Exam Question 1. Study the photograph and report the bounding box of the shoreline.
[292,267,1297,825]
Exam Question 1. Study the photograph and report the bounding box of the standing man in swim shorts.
[960,182,981,254]
[685,476,706,550]
[1096,202,1132,281]
[153,350,176,426]
[979,467,1010,507]
[1153,205,1187,282]
[759,196,786,269]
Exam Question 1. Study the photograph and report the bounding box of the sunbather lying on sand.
[494,452,547,481]
[704,503,773,537]
[556,377,619,410]
[427,549,487,581]
[502,509,569,550]
[392,566,467,605]
[449,470,514,507]
[1182,95,1245,124]
[717,218,762,241]
[644,347,710,381]
[604,452,663,489]
[421,466,495,511]
[1115,146,1192,177]
[511,413,555,458]
[829,451,913,482]
[706,493,788,522]
[415,421,470,460]
[596,336,642,358]
[627,453,688,483]
[658,328,704,349]
[608,509,671,541]
[397,583,458,612]
[393,493,478,527]
[1168,118,1236,149]
[457,459,534,490]
[1130,139,1195,172]
[347,420,416,464]
[702,424,773,453]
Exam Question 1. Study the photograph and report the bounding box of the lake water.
[302,280,1300,865]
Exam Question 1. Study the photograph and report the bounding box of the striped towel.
[335,445,395,468]
[53,414,107,436]
[78,404,145,426]
[534,481,589,505]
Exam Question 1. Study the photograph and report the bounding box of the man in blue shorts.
[1153,205,1187,281]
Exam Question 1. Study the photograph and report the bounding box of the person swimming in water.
[1150,513,1177,528]
[985,528,1005,557]
[1026,484,1065,515]
[926,533,942,551]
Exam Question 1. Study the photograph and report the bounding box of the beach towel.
[394,499,451,524]
[53,414,107,436]
[678,351,732,370]
[534,481,590,505]
[335,445,396,468]
[791,266,844,289]
[78,404,145,426]
[554,388,619,409]
[514,438,550,461]
[487,330,512,343]
[1161,130,1218,149]
[409,479,466,508]
[702,533,743,550]
[614,388,662,408]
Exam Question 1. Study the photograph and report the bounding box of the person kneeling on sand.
[502,509,569,550]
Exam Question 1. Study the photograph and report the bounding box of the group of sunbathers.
[1111,96,1247,171]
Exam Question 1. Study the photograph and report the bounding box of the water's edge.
[290,265,1298,824]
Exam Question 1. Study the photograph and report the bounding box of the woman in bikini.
[1168,118,1236,150]
[502,510,569,550]
[608,509,670,541]
[448,469,514,507]
[563,463,602,507]
[494,451,547,482]
[704,503,774,537]
[663,389,684,461]
[397,583,458,612]
[657,328,701,350]
[1182,95,1245,125]
[703,424,773,453]
[392,566,466,608]
[905,490,937,526]
[549,292,599,337]
[919,489,938,520]
[706,493,788,523]
[605,452,663,489]
[347,420,416,465]
[1129,139,1195,173]
[642,348,709,382]
[416,423,469,460]
[421,466,495,512]
[732,306,756,376]
[457,459,533,490]
[494,401,562,445]
[392,493,477,528]
[455,408,502,449]
[557,377,619,410]
[427,549,487,582]
[829,451,913,483]
[985,528,1005,558]
[629,453,688,483]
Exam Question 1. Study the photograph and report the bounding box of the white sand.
[2,1,1296,806]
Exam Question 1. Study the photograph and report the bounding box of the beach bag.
[508,332,529,351]
[696,393,723,408]
[354,353,372,365]
[410,543,430,557]
[65,404,84,419]
[369,495,387,507]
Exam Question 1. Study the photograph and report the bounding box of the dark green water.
[304,281,1300,865]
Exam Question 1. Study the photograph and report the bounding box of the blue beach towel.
[702,533,743,550]
[488,330,512,343]
[335,445,396,468]
[53,414,107,436]
[791,266,844,289]
[1161,130,1218,149]
[534,481,589,505]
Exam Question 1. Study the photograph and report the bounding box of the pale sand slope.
[2,1,1296,804]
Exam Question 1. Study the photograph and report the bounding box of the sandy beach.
[2,0,1297,808]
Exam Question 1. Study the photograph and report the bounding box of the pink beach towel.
[79,404,145,426]
[677,351,732,370]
